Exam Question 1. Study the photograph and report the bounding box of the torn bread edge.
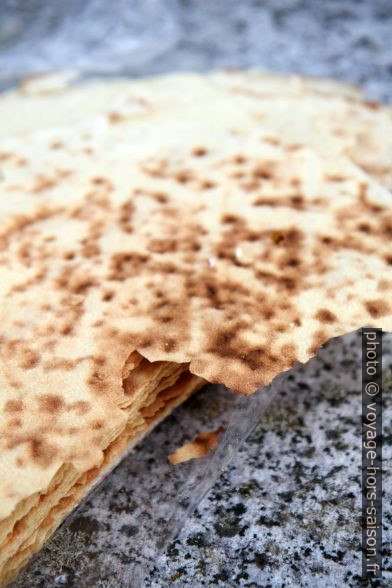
[0,357,205,586]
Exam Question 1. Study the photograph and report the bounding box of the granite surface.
[1,1,392,587]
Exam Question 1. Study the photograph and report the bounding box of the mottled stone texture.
[3,1,392,586]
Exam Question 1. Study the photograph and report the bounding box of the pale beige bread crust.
[2,70,392,190]
[210,70,392,190]
[0,71,391,585]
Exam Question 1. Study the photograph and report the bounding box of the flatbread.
[0,71,391,584]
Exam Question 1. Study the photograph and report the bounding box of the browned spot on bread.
[378,279,390,292]
[263,136,280,146]
[208,330,276,372]
[19,350,40,370]
[271,230,284,244]
[152,192,168,204]
[281,228,303,247]
[94,355,106,367]
[253,194,304,210]
[82,242,101,258]
[68,401,91,415]
[3,400,24,414]
[141,158,168,178]
[255,270,295,292]
[308,329,328,355]
[221,214,240,224]
[148,239,177,254]
[192,147,207,157]
[381,219,392,238]
[88,369,109,395]
[17,242,33,266]
[0,206,64,252]
[364,100,380,110]
[325,174,346,182]
[286,143,303,151]
[43,357,79,371]
[199,179,216,190]
[118,199,134,229]
[38,394,65,413]
[241,179,260,192]
[315,308,337,323]
[29,437,57,468]
[102,290,114,302]
[59,323,73,336]
[253,162,275,179]
[280,343,297,367]
[11,268,48,294]
[321,236,333,246]
[162,338,177,352]
[357,181,368,200]
[91,176,109,186]
[259,303,275,320]
[109,252,148,281]
[55,268,96,295]
[241,348,277,371]
[92,420,104,430]
[278,252,301,270]
[159,316,173,324]
[290,195,304,208]
[108,111,123,123]
[253,197,279,207]
[31,175,57,193]
[231,170,245,179]
[364,299,390,318]
[357,222,371,233]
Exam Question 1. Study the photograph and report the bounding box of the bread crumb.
[168,427,224,465]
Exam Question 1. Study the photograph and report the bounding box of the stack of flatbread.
[0,70,391,585]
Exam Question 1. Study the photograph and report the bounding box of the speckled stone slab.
[2,1,392,586]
